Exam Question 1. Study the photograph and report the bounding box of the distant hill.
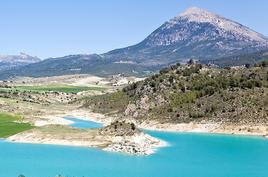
[204,49,268,67]
[85,61,268,125]
[0,53,40,71]
[1,7,268,79]
[0,54,155,79]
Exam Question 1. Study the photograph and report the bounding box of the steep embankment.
[84,61,268,136]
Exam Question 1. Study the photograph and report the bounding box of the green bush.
[170,92,197,106]
[159,67,170,74]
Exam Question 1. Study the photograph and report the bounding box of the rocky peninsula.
[8,121,166,155]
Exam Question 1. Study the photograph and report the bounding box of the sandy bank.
[62,109,268,138]
[38,108,268,138]
[33,109,114,127]
[138,120,268,138]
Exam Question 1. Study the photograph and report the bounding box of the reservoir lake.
[0,117,268,177]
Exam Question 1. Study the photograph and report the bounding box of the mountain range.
[1,7,268,79]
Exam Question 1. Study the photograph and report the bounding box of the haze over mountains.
[1,7,268,79]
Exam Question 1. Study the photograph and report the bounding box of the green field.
[0,85,107,94]
[0,113,33,138]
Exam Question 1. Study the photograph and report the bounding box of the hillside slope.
[205,49,268,67]
[0,54,154,79]
[85,61,268,126]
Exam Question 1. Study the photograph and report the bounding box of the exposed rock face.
[124,104,137,116]
[103,133,164,155]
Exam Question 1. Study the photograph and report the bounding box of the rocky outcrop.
[99,121,139,136]
[99,121,166,155]
[103,133,165,155]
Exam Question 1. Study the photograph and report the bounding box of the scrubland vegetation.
[85,61,268,125]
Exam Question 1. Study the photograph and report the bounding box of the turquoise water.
[64,117,103,129]
[0,119,268,177]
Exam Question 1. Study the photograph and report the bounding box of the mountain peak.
[0,53,40,63]
[156,7,268,46]
[19,52,38,59]
[178,7,224,24]
[177,7,226,24]
[180,7,212,16]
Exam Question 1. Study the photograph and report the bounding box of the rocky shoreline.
[7,120,166,156]
[5,108,268,156]
[103,133,165,155]
[137,120,268,138]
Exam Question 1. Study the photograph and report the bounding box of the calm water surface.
[64,117,103,129]
[0,118,268,177]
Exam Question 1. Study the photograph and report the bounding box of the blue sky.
[1,0,268,59]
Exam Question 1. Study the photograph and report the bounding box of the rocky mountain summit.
[104,7,268,66]
[159,7,268,47]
